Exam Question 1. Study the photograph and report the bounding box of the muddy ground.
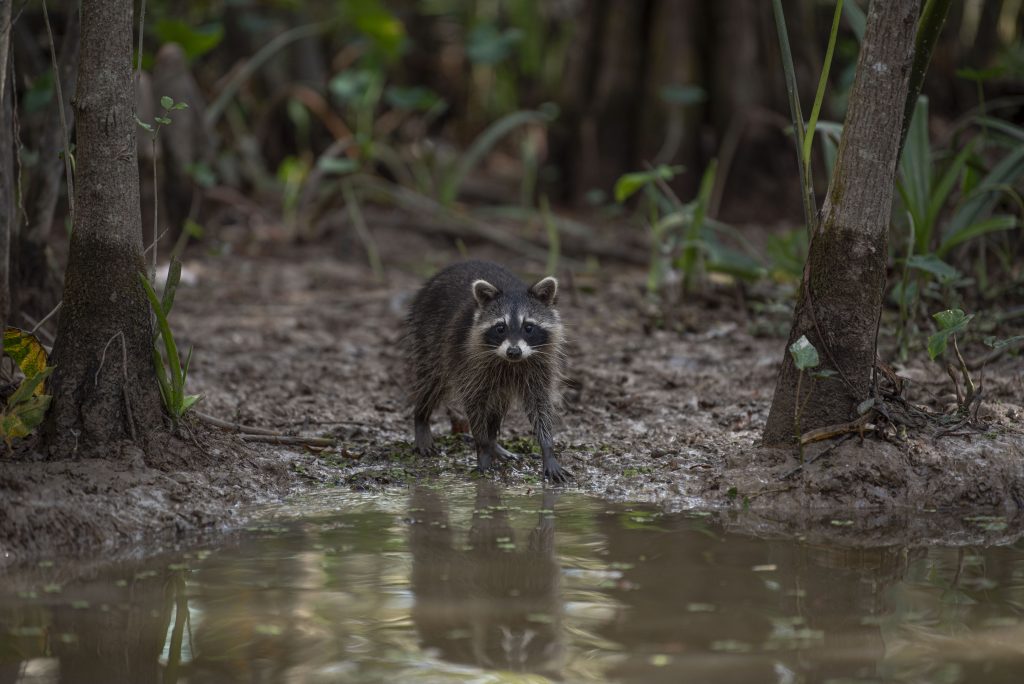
[2,212,1023,566]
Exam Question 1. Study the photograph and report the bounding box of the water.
[2,483,1023,683]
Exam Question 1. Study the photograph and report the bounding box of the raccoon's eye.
[494,323,507,335]
[523,323,534,334]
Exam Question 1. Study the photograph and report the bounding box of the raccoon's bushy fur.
[405,260,568,482]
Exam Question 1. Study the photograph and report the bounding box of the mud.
[1,216,1022,566]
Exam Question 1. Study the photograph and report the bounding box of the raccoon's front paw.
[543,460,571,484]
[477,451,494,472]
[414,437,437,457]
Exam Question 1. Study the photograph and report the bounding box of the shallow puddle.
[2,484,1023,683]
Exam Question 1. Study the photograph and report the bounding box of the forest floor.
[2,212,1023,566]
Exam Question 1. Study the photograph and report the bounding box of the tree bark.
[762,0,919,446]
[0,84,9,342]
[44,0,163,455]
[0,0,12,336]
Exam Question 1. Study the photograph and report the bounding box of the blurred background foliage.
[7,0,1024,348]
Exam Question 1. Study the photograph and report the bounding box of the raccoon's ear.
[529,276,558,306]
[471,279,500,307]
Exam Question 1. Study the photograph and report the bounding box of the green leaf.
[898,97,931,241]
[789,335,820,371]
[934,308,971,330]
[956,66,1005,82]
[154,116,172,125]
[344,0,406,61]
[927,308,973,360]
[3,328,49,391]
[906,254,960,283]
[161,258,182,316]
[842,0,865,41]
[140,274,186,416]
[7,367,55,407]
[160,95,174,110]
[984,335,1024,351]
[613,165,684,204]
[946,146,1024,242]
[328,70,376,106]
[155,20,224,61]
[181,395,202,413]
[183,219,205,238]
[136,117,154,132]
[938,215,1017,257]
[1,394,52,444]
[466,23,521,65]
[802,0,844,170]
[171,102,189,111]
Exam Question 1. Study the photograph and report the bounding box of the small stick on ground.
[194,411,344,449]
[194,411,288,436]
[239,434,338,447]
[781,433,856,480]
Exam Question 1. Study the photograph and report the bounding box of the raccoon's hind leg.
[411,377,443,456]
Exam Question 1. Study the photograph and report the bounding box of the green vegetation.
[139,264,201,422]
[0,330,54,447]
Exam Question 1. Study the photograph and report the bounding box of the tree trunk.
[0,0,12,337]
[44,0,163,455]
[762,0,919,446]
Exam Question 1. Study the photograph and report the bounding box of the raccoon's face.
[471,277,560,363]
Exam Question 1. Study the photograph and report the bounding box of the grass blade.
[771,0,816,235]
[440,109,553,206]
[803,0,844,170]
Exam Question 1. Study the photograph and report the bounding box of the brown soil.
[2,215,1022,566]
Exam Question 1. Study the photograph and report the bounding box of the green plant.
[0,329,54,448]
[927,309,975,415]
[893,98,1023,355]
[787,336,840,458]
[139,262,201,422]
[137,95,190,275]
[614,162,763,298]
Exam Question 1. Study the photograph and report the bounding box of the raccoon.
[405,261,568,483]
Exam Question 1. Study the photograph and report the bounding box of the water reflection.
[409,483,562,676]
[1,484,1023,683]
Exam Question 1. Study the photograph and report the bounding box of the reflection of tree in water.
[409,482,563,677]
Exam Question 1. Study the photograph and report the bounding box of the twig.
[29,301,62,336]
[194,410,286,436]
[781,433,855,480]
[799,412,874,446]
[144,229,168,257]
[239,434,338,447]
[41,0,74,226]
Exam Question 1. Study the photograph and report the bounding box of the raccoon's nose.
[506,346,522,360]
